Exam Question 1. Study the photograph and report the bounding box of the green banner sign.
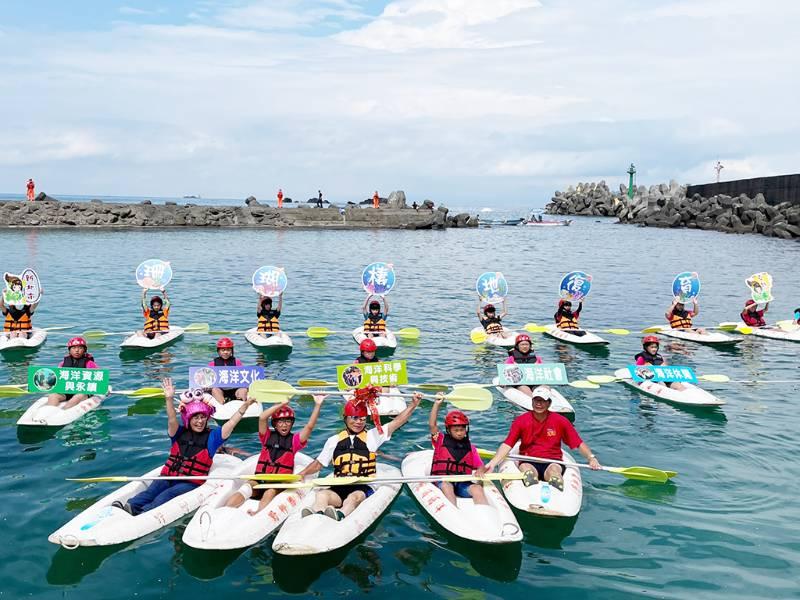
[496,363,568,386]
[28,366,110,395]
[336,360,408,390]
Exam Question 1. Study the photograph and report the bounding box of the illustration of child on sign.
[746,273,773,304]
[3,274,26,307]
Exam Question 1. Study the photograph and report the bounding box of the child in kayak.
[665,297,706,334]
[429,394,488,506]
[554,299,586,336]
[741,299,768,327]
[225,395,325,515]
[635,335,686,391]
[256,294,282,337]
[0,284,42,339]
[208,337,248,404]
[46,337,100,408]
[505,333,543,397]
[297,391,421,521]
[362,296,389,338]
[477,302,513,340]
[114,378,254,515]
[141,288,170,339]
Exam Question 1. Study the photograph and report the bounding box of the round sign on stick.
[362,262,396,296]
[476,272,508,304]
[672,272,700,303]
[136,259,173,290]
[252,266,288,297]
[559,271,592,302]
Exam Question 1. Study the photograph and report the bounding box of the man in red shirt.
[477,385,600,490]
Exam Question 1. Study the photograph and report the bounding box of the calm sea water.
[1,218,798,599]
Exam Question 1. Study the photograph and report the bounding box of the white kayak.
[492,377,575,420]
[205,391,262,421]
[352,327,397,351]
[659,328,741,347]
[0,328,47,352]
[731,322,800,343]
[614,368,725,407]
[470,326,518,348]
[543,324,608,346]
[344,387,406,417]
[17,392,108,427]
[120,326,184,350]
[402,450,522,544]
[244,327,293,351]
[272,463,402,556]
[499,444,582,517]
[182,453,315,550]
[48,454,242,548]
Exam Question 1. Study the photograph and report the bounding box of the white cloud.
[0,130,109,165]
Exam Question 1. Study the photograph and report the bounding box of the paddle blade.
[569,380,600,389]
[699,374,730,383]
[604,328,630,335]
[249,379,297,402]
[116,387,164,397]
[184,323,210,334]
[0,386,28,397]
[587,375,618,384]
[469,330,487,344]
[776,320,798,332]
[609,466,674,483]
[396,327,421,340]
[641,325,664,334]
[736,325,753,335]
[445,386,493,411]
[717,322,739,332]
[306,326,334,339]
[524,324,548,333]
[82,329,109,338]
[477,447,495,459]
[296,379,337,388]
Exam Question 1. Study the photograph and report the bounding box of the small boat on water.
[480,218,525,227]
[525,218,572,227]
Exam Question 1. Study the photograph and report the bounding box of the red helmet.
[483,304,495,312]
[444,410,469,428]
[642,335,660,346]
[515,333,531,345]
[67,337,87,348]
[343,399,368,417]
[272,405,295,426]
[744,299,756,307]
[359,338,377,353]
[216,337,234,349]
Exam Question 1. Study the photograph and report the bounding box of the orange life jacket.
[143,306,170,332]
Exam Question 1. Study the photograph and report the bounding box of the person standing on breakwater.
[277,188,284,209]
[26,179,35,201]
[373,191,380,209]
[317,190,323,208]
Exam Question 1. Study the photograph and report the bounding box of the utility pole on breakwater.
[714,161,724,183]
[627,163,636,199]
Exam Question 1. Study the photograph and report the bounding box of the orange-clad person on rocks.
[26,179,35,201]
[277,188,284,208]
[373,191,380,209]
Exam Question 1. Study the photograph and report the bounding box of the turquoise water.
[1,220,798,599]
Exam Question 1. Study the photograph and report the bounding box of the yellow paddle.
[83,323,209,338]
[525,323,628,335]
[0,384,28,397]
[296,379,450,392]
[641,325,665,334]
[67,473,302,483]
[476,448,677,483]
[254,471,536,490]
[249,380,494,411]
[307,326,420,339]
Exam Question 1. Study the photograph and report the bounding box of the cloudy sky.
[0,0,797,206]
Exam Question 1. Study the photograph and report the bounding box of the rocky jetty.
[0,191,479,230]
[545,181,800,240]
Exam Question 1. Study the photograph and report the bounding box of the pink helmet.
[180,390,215,427]
[67,337,88,349]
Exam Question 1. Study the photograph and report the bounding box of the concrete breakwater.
[545,181,800,240]
[0,191,479,230]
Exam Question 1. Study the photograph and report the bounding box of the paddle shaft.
[67,474,301,483]
[255,472,529,489]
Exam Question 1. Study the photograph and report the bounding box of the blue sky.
[1,0,798,206]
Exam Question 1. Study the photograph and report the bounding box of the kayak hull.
[615,368,725,407]
[352,327,397,351]
[492,377,575,421]
[544,325,608,346]
[733,322,800,343]
[120,327,184,349]
[182,453,315,550]
[48,455,242,548]
[402,450,522,544]
[0,327,47,352]
[16,393,108,427]
[470,326,518,347]
[660,328,741,346]
[244,327,293,350]
[499,446,582,517]
[272,464,401,556]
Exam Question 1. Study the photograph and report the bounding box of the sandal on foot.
[323,506,342,521]
[548,475,564,492]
